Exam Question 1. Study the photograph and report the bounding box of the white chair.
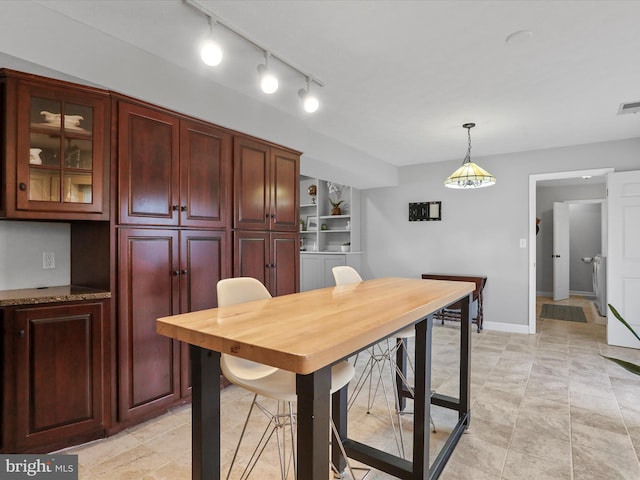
[332,267,434,459]
[217,277,361,480]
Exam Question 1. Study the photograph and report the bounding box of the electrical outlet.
[43,252,55,269]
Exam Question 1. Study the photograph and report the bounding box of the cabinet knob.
[18,330,25,338]
[19,183,27,191]
[172,205,179,211]
[181,269,188,275]
[173,270,180,276]
[181,206,187,212]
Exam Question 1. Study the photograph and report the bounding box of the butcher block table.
[157,277,475,480]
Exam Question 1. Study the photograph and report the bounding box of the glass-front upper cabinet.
[4,71,109,220]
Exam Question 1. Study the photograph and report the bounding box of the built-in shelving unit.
[299,175,362,291]
[299,175,360,253]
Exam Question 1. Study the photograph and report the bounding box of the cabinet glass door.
[28,97,94,204]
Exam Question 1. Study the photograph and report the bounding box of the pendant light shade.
[444,123,496,189]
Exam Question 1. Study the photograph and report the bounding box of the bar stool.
[217,277,364,479]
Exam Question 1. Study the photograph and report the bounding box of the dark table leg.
[332,385,349,474]
[395,337,409,412]
[190,346,221,480]
[412,314,433,478]
[296,367,331,480]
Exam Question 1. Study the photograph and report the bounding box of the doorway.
[528,168,614,334]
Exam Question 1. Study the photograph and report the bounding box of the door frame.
[528,167,614,334]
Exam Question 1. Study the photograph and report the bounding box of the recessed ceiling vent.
[618,101,640,114]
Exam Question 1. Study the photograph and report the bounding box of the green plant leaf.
[602,355,640,376]
[609,304,640,343]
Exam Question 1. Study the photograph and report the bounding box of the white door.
[607,170,640,348]
[553,202,570,301]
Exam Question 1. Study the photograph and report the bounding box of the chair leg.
[330,419,371,480]
[226,395,296,480]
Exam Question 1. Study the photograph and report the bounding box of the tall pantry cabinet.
[115,97,231,423]
[115,97,300,425]
[233,137,299,296]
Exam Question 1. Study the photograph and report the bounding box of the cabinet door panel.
[10,78,109,220]
[14,302,106,451]
[234,231,269,286]
[179,230,230,396]
[271,232,299,296]
[271,148,299,232]
[118,102,179,225]
[233,137,270,230]
[180,120,231,228]
[118,229,180,420]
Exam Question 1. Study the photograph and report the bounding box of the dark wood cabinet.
[0,68,300,450]
[234,230,299,297]
[118,101,231,228]
[233,138,299,232]
[117,228,229,421]
[1,300,109,453]
[233,136,300,295]
[179,119,231,228]
[1,69,110,220]
[178,229,230,397]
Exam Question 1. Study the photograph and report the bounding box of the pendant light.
[444,123,496,189]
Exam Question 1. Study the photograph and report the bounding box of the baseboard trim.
[483,321,530,334]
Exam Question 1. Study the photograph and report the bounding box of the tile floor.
[60,296,640,479]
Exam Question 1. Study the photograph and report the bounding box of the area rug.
[540,304,587,323]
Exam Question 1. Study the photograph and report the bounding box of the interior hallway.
[59,295,640,479]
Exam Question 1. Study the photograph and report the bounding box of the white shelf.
[319,229,351,233]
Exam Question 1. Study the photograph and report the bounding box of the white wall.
[0,221,70,290]
[568,203,601,294]
[358,138,640,331]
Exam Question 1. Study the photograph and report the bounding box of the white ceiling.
[7,1,640,169]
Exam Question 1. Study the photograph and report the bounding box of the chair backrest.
[332,266,363,286]
[216,277,278,381]
[217,277,272,306]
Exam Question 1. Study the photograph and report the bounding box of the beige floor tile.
[502,449,571,480]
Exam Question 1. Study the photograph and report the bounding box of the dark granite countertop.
[0,285,111,307]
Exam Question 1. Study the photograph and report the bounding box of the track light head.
[200,17,223,66]
[298,88,319,113]
[200,37,223,66]
[257,54,278,94]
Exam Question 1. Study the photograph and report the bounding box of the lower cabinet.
[1,300,109,453]
[234,230,299,296]
[299,253,362,291]
[117,228,228,423]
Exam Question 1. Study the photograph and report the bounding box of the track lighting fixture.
[444,123,496,189]
[200,16,223,66]
[298,77,320,113]
[258,53,278,94]
[184,0,323,111]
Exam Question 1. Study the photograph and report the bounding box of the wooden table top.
[157,277,474,375]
